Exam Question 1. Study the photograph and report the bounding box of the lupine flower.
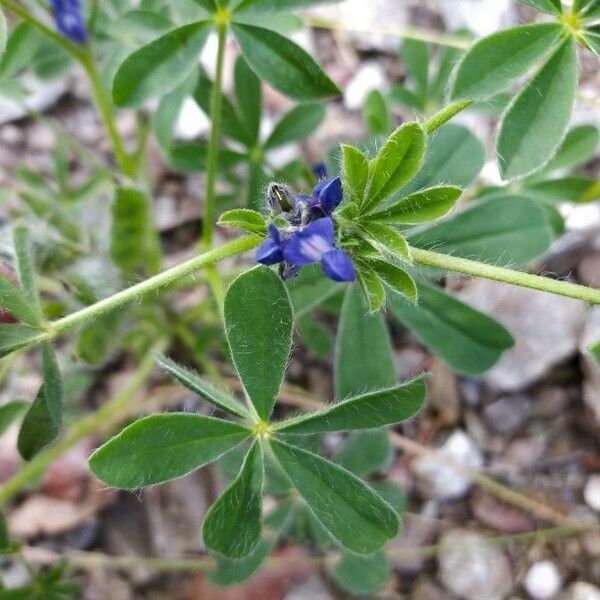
[50,0,88,44]
[312,163,328,179]
[255,224,285,266]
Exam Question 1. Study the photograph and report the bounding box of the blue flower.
[50,0,88,44]
[284,217,355,282]
[255,224,285,265]
[312,163,328,179]
[308,177,343,217]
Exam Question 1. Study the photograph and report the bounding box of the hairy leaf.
[342,144,369,204]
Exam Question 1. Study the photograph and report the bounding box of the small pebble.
[584,475,600,512]
[567,582,600,600]
[523,561,562,600]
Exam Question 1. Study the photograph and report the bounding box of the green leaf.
[0,510,10,551]
[13,226,41,314]
[497,38,578,180]
[217,209,267,234]
[0,9,7,57]
[156,355,250,418]
[0,275,43,327]
[166,141,245,173]
[298,314,334,359]
[0,324,45,357]
[360,222,410,260]
[519,0,563,14]
[232,23,340,102]
[575,0,600,17]
[0,401,27,437]
[411,194,554,265]
[335,429,392,477]
[264,103,326,149]
[190,0,217,10]
[89,414,251,489]
[286,264,339,317]
[0,23,42,79]
[331,550,391,596]
[18,343,63,460]
[388,282,515,375]
[234,55,262,146]
[539,124,599,174]
[582,26,600,57]
[356,264,386,312]
[591,341,600,365]
[450,23,563,100]
[342,144,369,204]
[369,259,418,303]
[225,266,293,420]
[399,124,485,196]
[368,185,462,225]
[363,122,426,212]
[234,0,344,12]
[203,441,263,559]
[277,377,425,434]
[269,438,399,554]
[113,21,211,108]
[522,177,600,203]
[401,38,429,98]
[363,90,390,137]
[110,187,149,271]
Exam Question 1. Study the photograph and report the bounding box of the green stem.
[48,235,260,338]
[423,99,473,134]
[411,247,600,305]
[201,23,228,248]
[0,347,162,507]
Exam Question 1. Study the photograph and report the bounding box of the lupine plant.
[0,0,599,594]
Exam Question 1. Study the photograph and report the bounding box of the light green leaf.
[522,177,600,203]
[582,26,600,57]
[0,401,27,437]
[232,23,340,101]
[369,259,418,303]
[270,439,399,554]
[368,185,461,225]
[217,209,267,234]
[411,194,554,266]
[388,282,515,375]
[356,265,386,312]
[277,377,425,434]
[497,38,578,180]
[113,21,211,108]
[203,441,263,559]
[335,429,392,477]
[156,355,250,418]
[0,324,45,357]
[0,10,7,57]
[225,266,293,420]
[363,89,390,136]
[539,124,599,174]
[234,0,344,12]
[399,124,485,196]
[363,122,426,212]
[0,276,43,327]
[331,550,391,597]
[110,187,149,271]
[190,0,217,10]
[89,414,251,489]
[519,0,563,14]
[401,38,429,98]
[360,222,410,260]
[13,226,41,314]
[18,343,63,460]
[450,23,563,100]
[265,104,325,149]
[342,144,369,204]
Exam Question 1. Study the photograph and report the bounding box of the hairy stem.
[0,346,163,507]
[423,99,473,134]
[47,235,260,339]
[411,247,600,305]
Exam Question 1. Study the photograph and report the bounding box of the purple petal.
[317,177,343,215]
[267,223,281,243]
[312,163,328,179]
[50,0,88,44]
[255,238,284,265]
[283,218,335,266]
[321,249,356,282]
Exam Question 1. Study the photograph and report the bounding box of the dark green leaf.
[0,324,45,357]
[156,354,250,418]
[218,209,267,234]
[264,104,326,149]
[89,414,251,489]
[269,438,399,554]
[0,401,27,436]
[18,343,63,460]
[225,266,293,420]
[331,550,391,596]
[0,275,42,327]
[277,377,425,434]
[234,55,262,146]
[110,187,149,271]
[368,185,462,224]
[335,430,392,477]
[203,441,263,559]
[0,510,10,551]
[519,0,563,14]
[190,0,217,10]
[298,314,334,359]
[411,194,554,266]
[13,226,41,314]
[166,141,245,173]
[113,21,211,107]
[342,144,369,204]
[371,481,407,514]
[401,38,429,98]
[497,38,578,180]
[363,122,426,211]
[582,26,600,57]
[539,124,599,174]
[369,259,418,303]
[232,23,340,101]
[450,23,563,100]
[363,90,390,137]
[356,264,386,312]
[77,312,122,366]
[388,282,515,375]
[286,264,339,317]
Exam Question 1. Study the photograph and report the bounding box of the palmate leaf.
[450,23,563,100]
[224,266,293,420]
[269,438,399,554]
[497,38,578,180]
[359,222,410,260]
[232,23,340,102]
[276,377,425,434]
[369,260,418,303]
[203,441,264,559]
[519,0,563,14]
[89,414,251,489]
[388,282,515,375]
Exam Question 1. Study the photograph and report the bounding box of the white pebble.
[524,561,562,600]
[584,475,600,512]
